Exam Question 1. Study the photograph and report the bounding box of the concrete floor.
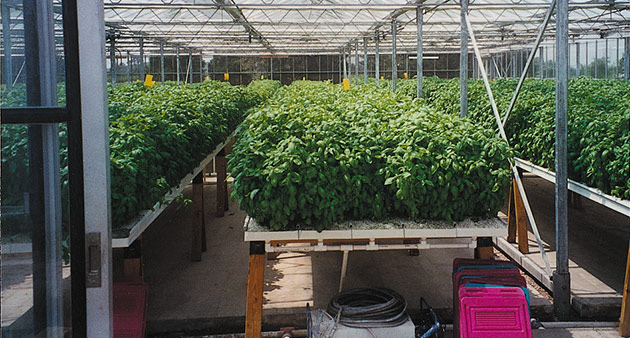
[141,176,553,335]
[498,175,630,319]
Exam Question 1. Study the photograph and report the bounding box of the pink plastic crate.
[453,258,518,272]
[453,268,526,337]
[114,282,149,338]
[458,286,531,338]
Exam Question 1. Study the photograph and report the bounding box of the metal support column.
[355,41,359,85]
[554,0,571,320]
[343,47,347,79]
[338,53,342,82]
[593,40,599,78]
[176,46,180,83]
[460,0,469,117]
[188,51,193,83]
[109,35,116,84]
[416,6,423,98]
[585,41,588,77]
[200,52,203,82]
[539,46,544,79]
[270,57,273,80]
[576,42,580,76]
[126,51,130,81]
[363,37,368,84]
[159,42,165,82]
[605,39,608,78]
[625,37,630,81]
[375,31,380,85]
[2,3,13,88]
[392,20,397,92]
[139,37,144,80]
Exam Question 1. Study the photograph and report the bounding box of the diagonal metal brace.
[464,12,553,278]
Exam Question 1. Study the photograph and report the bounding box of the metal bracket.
[86,232,102,287]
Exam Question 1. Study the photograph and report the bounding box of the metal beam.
[465,12,553,279]
[355,40,359,85]
[501,0,556,127]
[625,37,630,81]
[363,37,368,84]
[160,41,164,82]
[213,0,273,53]
[375,31,380,85]
[2,3,13,88]
[109,34,116,84]
[392,20,397,92]
[460,0,468,117]
[554,0,571,320]
[417,6,423,98]
[139,37,144,80]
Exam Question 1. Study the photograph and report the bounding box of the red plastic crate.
[453,258,519,272]
[458,286,531,338]
[114,282,149,338]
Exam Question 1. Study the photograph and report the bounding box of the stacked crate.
[453,258,532,338]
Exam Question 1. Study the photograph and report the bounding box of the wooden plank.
[514,177,529,254]
[191,172,204,262]
[620,240,630,336]
[245,242,265,338]
[507,177,517,243]
[216,149,227,217]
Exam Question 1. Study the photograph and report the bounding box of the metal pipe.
[126,51,131,81]
[585,41,588,77]
[2,3,13,88]
[625,37,629,81]
[594,40,598,78]
[605,39,608,78]
[160,41,165,82]
[176,45,180,83]
[416,6,423,98]
[110,35,116,84]
[392,20,397,92]
[363,37,368,84]
[270,57,273,80]
[501,0,556,127]
[465,13,553,278]
[539,46,543,79]
[343,46,347,79]
[139,37,144,80]
[460,0,468,117]
[576,42,580,77]
[375,30,380,85]
[200,51,203,82]
[554,0,571,320]
[338,53,342,82]
[188,51,193,83]
[355,40,359,85]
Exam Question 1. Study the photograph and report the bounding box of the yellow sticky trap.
[302,77,306,81]
[224,73,230,81]
[380,76,384,80]
[403,72,408,79]
[260,75,264,80]
[343,78,350,90]
[205,76,210,81]
[144,74,155,86]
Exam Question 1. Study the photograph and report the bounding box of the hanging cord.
[327,288,408,328]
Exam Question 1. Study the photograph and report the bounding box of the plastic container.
[458,286,531,338]
[113,282,149,338]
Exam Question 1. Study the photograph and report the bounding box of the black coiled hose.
[327,288,408,328]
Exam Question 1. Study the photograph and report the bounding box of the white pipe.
[265,241,476,253]
[540,322,618,329]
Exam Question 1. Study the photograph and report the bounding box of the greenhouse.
[1,0,629,337]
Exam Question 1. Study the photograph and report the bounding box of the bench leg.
[246,241,265,338]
